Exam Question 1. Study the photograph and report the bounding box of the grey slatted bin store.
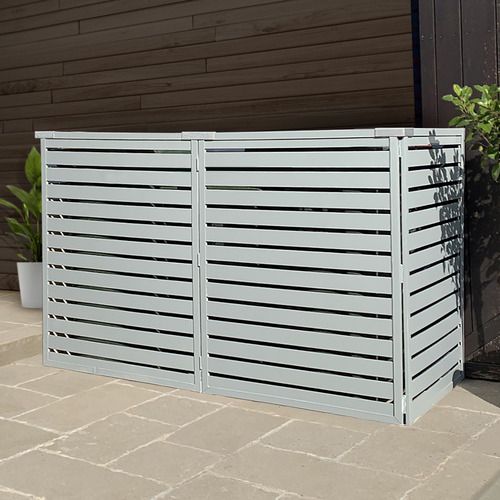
[36,128,465,425]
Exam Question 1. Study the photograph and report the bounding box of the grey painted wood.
[47,301,194,333]
[47,268,193,297]
[47,351,196,388]
[47,184,192,205]
[206,245,391,273]
[408,256,459,292]
[46,201,192,223]
[205,150,390,168]
[207,319,393,357]
[207,264,392,294]
[48,334,194,371]
[207,357,393,399]
[409,274,459,313]
[207,301,392,336]
[206,170,390,188]
[47,251,193,278]
[47,234,192,260]
[47,218,192,241]
[206,208,390,231]
[411,346,461,396]
[46,150,191,168]
[408,201,460,229]
[207,282,391,315]
[205,190,391,210]
[47,284,193,316]
[411,328,461,374]
[46,139,188,150]
[406,148,460,167]
[48,318,193,352]
[411,314,460,356]
[207,226,391,252]
[47,167,192,186]
[206,376,395,420]
[40,129,464,425]
[208,338,392,378]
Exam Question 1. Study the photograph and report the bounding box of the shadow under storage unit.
[36,128,465,425]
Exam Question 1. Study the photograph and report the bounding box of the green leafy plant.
[443,84,500,180]
[0,147,42,261]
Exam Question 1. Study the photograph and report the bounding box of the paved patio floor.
[0,293,499,499]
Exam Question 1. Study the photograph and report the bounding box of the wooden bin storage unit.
[36,128,464,424]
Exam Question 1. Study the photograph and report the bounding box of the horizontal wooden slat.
[207,245,391,273]
[46,201,191,223]
[208,338,392,378]
[407,148,461,167]
[47,251,192,278]
[411,313,460,355]
[407,183,462,209]
[408,165,462,188]
[49,317,193,352]
[207,282,391,315]
[408,238,460,271]
[207,226,391,252]
[410,274,459,314]
[412,346,461,396]
[48,284,193,315]
[47,218,192,241]
[411,328,461,374]
[207,208,390,231]
[408,201,460,230]
[207,301,392,336]
[47,301,193,333]
[47,167,192,186]
[206,375,394,417]
[48,335,194,371]
[207,264,391,294]
[410,293,460,335]
[47,235,191,260]
[406,137,462,147]
[409,257,459,293]
[47,351,195,386]
[47,268,193,297]
[47,184,191,205]
[207,319,392,357]
[207,357,393,399]
[46,139,189,150]
[46,150,191,168]
[409,220,461,250]
[206,138,390,149]
[206,170,389,188]
[206,189,390,210]
[205,150,390,168]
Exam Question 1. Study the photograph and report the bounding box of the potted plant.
[0,147,42,308]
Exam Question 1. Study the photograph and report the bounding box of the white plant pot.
[17,262,42,308]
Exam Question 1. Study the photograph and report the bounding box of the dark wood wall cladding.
[0,0,415,290]
[417,0,500,369]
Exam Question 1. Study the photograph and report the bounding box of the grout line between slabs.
[399,415,500,499]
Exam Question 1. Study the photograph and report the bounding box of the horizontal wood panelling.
[0,0,414,289]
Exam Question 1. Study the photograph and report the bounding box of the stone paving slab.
[0,293,499,499]
[0,294,42,366]
[0,450,165,499]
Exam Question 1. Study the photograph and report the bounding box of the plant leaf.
[0,198,22,215]
[24,147,41,186]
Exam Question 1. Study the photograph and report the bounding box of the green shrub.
[443,84,499,180]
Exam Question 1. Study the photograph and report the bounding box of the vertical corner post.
[196,139,209,392]
[190,139,202,391]
[389,136,405,424]
[40,138,48,366]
